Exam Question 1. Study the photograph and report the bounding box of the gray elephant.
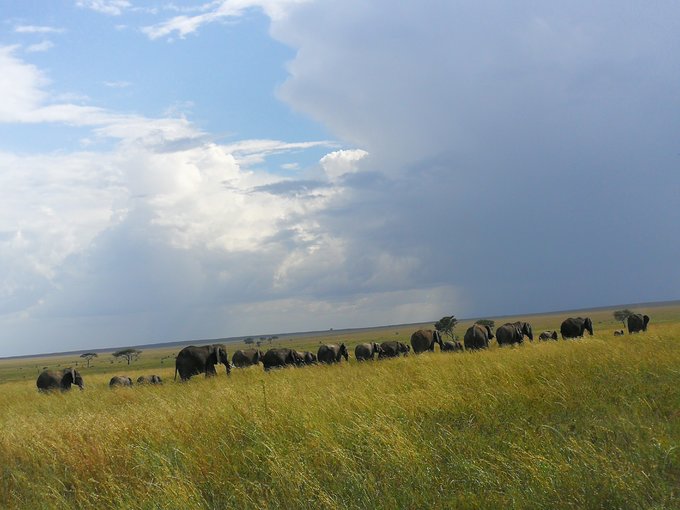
[538,330,558,341]
[410,329,443,353]
[354,342,383,361]
[137,375,163,384]
[627,314,650,334]
[296,351,318,365]
[441,340,463,352]
[317,343,349,364]
[174,344,231,381]
[560,317,594,339]
[496,321,533,346]
[232,349,264,368]
[378,341,410,358]
[109,376,133,387]
[464,324,494,350]
[262,348,304,370]
[36,368,84,392]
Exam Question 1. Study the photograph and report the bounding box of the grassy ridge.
[1,324,679,509]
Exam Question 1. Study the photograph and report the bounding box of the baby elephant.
[613,330,625,336]
[441,340,463,352]
[538,330,559,341]
[136,375,163,385]
[109,376,133,388]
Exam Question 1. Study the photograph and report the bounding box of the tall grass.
[1,326,678,509]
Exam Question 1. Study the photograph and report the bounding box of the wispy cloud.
[25,41,54,53]
[103,80,132,88]
[15,25,65,34]
[76,0,131,16]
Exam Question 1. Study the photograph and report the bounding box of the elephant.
[378,341,410,358]
[496,321,533,346]
[464,324,494,350]
[627,314,650,334]
[538,330,559,341]
[174,344,230,381]
[354,342,383,361]
[36,368,84,392]
[232,349,264,368]
[296,351,318,365]
[613,330,625,336]
[262,348,304,370]
[560,317,594,339]
[109,376,133,387]
[317,343,349,364]
[441,340,463,352]
[410,329,443,353]
[137,375,163,384]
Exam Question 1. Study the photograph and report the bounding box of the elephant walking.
[378,341,410,358]
[441,340,463,352]
[354,342,383,361]
[137,375,163,384]
[296,351,318,365]
[496,321,533,346]
[317,344,349,364]
[109,376,133,387]
[36,369,84,392]
[175,344,230,381]
[232,349,264,368]
[262,348,304,370]
[464,324,494,350]
[627,314,650,334]
[560,317,594,339]
[410,329,443,353]
[538,330,558,341]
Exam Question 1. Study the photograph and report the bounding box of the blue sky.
[1,1,679,356]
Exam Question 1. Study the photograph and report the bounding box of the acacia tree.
[80,352,98,368]
[434,315,459,340]
[613,309,635,328]
[113,349,142,365]
[476,319,495,329]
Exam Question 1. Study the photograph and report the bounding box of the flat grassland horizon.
[1,302,678,509]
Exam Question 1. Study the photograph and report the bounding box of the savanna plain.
[1,304,679,509]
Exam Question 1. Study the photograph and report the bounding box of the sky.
[1,1,679,357]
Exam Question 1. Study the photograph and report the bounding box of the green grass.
[1,310,679,509]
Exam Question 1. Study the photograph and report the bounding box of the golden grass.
[1,315,679,508]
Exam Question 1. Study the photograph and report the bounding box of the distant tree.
[244,337,254,345]
[80,352,98,368]
[112,349,142,365]
[256,340,262,348]
[613,309,635,328]
[475,319,495,329]
[434,315,459,340]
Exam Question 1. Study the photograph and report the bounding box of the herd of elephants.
[35,313,651,392]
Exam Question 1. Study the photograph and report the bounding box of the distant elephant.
[296,351,318,365]
[613,330,625,336]
[109,376,133,387]
[464,324,494,350]
[232,349,264,368]
[378,341,410,358]
[441,340,463,352]
[560,317,594,339]
[262,348,304,370]
[410,329,443,353]
[137,375,163,384]
[538,330,558,341]
[627,314,650,334]
[36,368,84,392]
[354,342,383,361]
[496,321,533,346]
[174,344,230,381]
[317,343,349,364]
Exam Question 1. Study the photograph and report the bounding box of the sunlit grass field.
[1,306,679,509]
